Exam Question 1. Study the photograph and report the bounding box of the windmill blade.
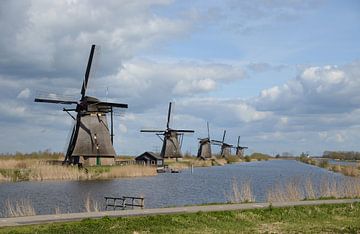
[34,98,78,105]
[207,122,210,139]
[166,102,172,129]
[211,140,223,145]
[223,143,233,147]
[140,129,166,133]
[88,101,128,109]
[81,44,96,99]
[211,139,223,143]
[237,136,240,147]
[222,130,226,143]
[172,129,195,133]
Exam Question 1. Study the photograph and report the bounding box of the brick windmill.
[141,102,194,159]
[197,122,212,160]
[211,130,233,157]
[34,45,128,166]
[233,136,248,157]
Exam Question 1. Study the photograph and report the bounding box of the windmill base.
[72,156,115,166]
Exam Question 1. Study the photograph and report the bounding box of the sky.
[0,0,359,156]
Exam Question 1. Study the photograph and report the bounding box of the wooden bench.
[105,196,144,210]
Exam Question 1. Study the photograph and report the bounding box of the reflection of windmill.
[197,122,212,160]
[34,45,128,166]
[211,130,233,157]
[232,136,248,157]
[141,102,194,159]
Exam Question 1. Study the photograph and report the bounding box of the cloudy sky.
[0,0,359,156]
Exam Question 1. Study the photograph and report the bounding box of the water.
[327,159,359,166]
[0,160,345,217]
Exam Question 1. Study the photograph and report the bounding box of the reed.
[100,165,157,178]
[0,159,157,181]
[267,175,360,202]
[225,156,241,164]
[191,160,213,167]
[227,178,255,203]
[304,177,316,200]
[5,199,36,217]
[84,194,100,212]
[213,158,227,166]
[341,166,359,177]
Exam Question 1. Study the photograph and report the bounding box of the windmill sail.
[35,45,128,166]
[141,102,194,159]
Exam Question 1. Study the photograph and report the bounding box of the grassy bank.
[1,202,360,233]
[299,156,360,177]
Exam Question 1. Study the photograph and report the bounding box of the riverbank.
[298,156,360,177]
[0,159,156,182]
[0,151,272,182]
[1,200,360,233]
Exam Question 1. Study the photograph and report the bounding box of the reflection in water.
[0,160,345,216]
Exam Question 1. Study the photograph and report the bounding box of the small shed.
[136,152,164,167]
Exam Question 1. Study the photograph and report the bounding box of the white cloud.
[254,62,360,114]
[17,88,31,99]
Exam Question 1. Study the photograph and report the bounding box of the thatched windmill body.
[197,122,212,160]
[35,45,128,166]
[233,136,248,157]
[211,130,233,157]
[141,102,194,159]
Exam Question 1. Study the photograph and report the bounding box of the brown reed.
[228,178,255,203]
[5,199,36,217]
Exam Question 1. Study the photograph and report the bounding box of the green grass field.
[1,203,360,233]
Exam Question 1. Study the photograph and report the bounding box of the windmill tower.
[233,136,248,157]
[34,45,128,166]
[211,130,233,157]
[141,102,194,159]
[197,122,212,160]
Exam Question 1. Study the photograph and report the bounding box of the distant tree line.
[323,151,360,160]
[0,150,64,159]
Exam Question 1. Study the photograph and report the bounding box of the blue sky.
[0,0,359,156]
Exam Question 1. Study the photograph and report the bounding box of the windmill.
[141,102,194,159]
[34,45,128,166]
[211,130,233,157]
[233,136,248,157]
[197,122,212,160]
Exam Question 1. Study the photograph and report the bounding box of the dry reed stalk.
[191,160,212,167]
[0,159,44,169]
[343,178,360,198]
[29,164,88,181]
[84,194,100,212]
[341,166,359,177]
[284,178,302,201]
[319,176,331,198]
[331,165,342,173]
[304,178,316,200]
[54,206,61,214]
[228,178,255,203]
[266,183,286,203]
[102,165,157,179]
[5,199,36,217]
[168,162,189,171]
[0,172,10,182]
[214,158,226,166]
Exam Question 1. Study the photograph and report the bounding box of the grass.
[1,203,360,233]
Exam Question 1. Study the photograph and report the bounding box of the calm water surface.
[0,160,344,217]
